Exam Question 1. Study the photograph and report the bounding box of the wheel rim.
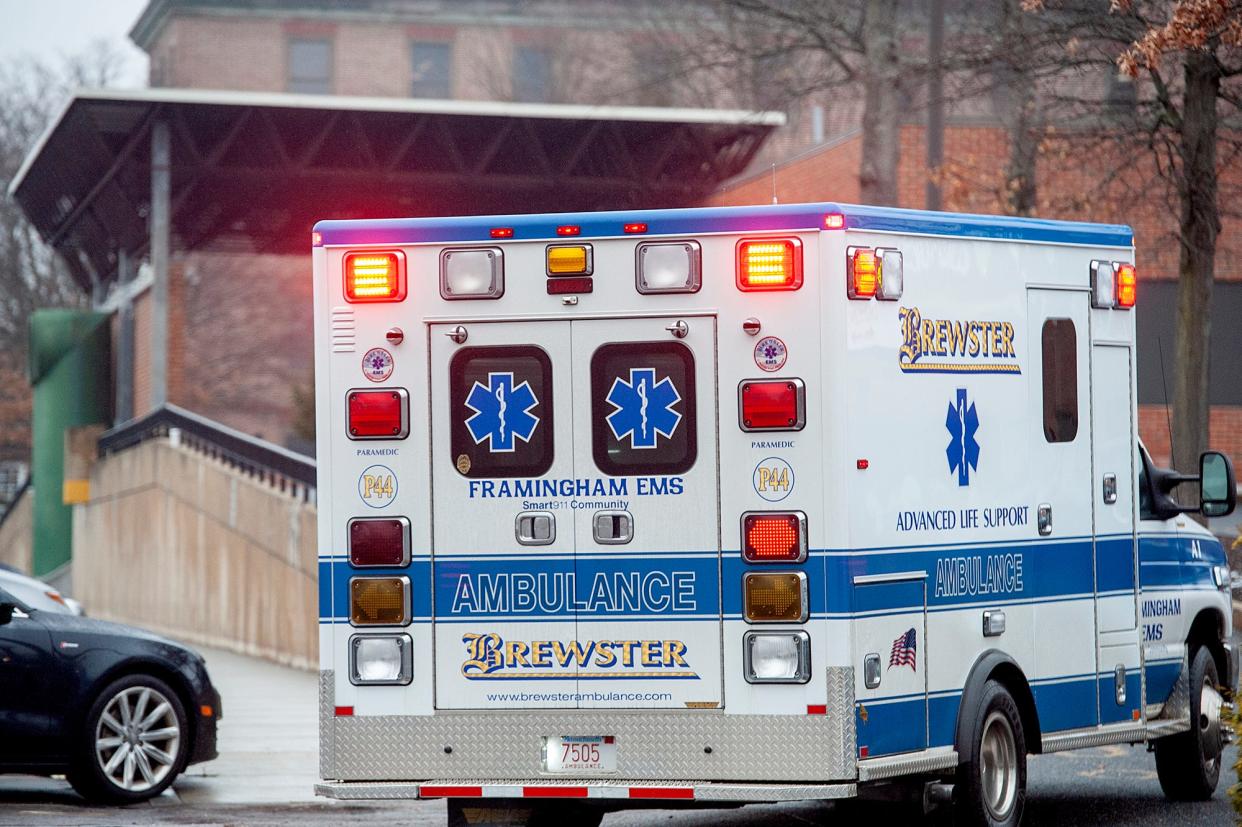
[94,686,181,792]
[1199,675,1223,773]
[980,709,1018,821]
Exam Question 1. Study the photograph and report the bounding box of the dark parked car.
[0,585,220,803]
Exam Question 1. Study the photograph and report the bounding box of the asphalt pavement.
[0,645,1236,826]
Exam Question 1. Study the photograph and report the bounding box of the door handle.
[665,320,689,339]
[515,511,554,545]
[593,511,633,545]
[1102,473,1117,504]
[1037,503,1052,536]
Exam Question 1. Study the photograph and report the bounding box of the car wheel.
[955,679,1026,827]
[69,674,189,804]
[1155,646,1222,801]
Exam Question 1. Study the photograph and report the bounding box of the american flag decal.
[889,628,918,670]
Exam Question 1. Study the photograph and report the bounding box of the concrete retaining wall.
[73,437,317,669]
[0,487,33,573]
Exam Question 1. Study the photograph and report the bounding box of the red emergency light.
[743,512,807,562]
[739,379,805,431]
[348,389,409,439]
[344,251,406,302]
[490,227,515,239]
[349,517,410,566]
[737,238,803,291]
[624,222,648,234]
[824,213,846,230]
[556,225,581,236]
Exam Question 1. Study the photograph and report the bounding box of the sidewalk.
[174,646,322,804]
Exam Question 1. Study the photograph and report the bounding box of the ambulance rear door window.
[590,342,696,476]
[450,346,553,478]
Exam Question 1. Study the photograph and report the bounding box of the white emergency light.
[440,247,504,299]
[742,630,810,684]
[349,634,413,685]
[877,249,904,301]
[1091,260,1115,308]
[636,241,701,294]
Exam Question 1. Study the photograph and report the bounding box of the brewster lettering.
[898,306,1020,374]
[460,632,698,680]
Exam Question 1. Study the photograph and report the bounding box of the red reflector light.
[1115,263,1136,308]
[556,224,581,236]
[490,227,514,239]
[739,379,805,431]
[856,459,869,470]
[334,706,354,717]
[344,251,406,302]
[348,389,409,440]
[624,222,648,234]
[848,248,878,299]
[807,704,827,715]
[743,512,806,562]
[824,213,845,230]
[737,238,803,290]
[546,276,593,294]
[420,785,483,798]
[348,517,410,566]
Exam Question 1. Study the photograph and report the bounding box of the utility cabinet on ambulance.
[312,203,1237,827]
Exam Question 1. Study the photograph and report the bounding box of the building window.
[514,46,552,103]
[288,38,332,94]
[1041,318,1078,443]
[411,41,452,98]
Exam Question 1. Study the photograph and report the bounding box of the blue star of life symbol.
[945,388,980,486]
[464,372,539,453]
[605,367,681,450]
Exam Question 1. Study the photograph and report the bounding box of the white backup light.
[350,634,413,685]
[636,240,702,294]
[441,247,504,299]
[743,631,810,684]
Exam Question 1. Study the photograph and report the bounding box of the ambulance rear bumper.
[320,668,856,784]
[315,779,857,802]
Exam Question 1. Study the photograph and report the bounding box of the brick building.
[31,0,1242,465]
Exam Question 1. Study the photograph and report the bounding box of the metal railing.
[98,404,316,501]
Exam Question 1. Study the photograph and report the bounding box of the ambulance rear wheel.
[1154,646,1222,801]
[955,680,1026,827]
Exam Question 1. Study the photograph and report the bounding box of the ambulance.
[311,202,1238,827]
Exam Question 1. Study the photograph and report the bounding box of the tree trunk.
[1171,50,1220,478]
[1001,0,1038,216]
[860,0,900,205]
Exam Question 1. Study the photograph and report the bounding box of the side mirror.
[0,602,15,626]
[1200,451,1237,518]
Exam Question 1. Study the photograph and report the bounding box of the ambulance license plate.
[544,735,617,773]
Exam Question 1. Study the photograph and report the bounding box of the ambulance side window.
[449,346,553,478]
[590,342,697,476]
[1041,318,1078,442]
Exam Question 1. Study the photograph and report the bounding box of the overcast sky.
[0,0,149,87]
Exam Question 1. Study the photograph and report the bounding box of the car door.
[0,589,59,763]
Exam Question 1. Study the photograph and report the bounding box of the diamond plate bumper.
[320,668,856,784]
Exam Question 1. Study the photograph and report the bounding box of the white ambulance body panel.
[312,203,1235,810]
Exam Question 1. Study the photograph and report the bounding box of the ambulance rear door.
[569,316,723,709]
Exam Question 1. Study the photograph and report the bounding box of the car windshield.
[0,574,73,614]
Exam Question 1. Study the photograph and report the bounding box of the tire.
[954,679,1026,827]
[1154,646,1223,801]
[68,674,190,804]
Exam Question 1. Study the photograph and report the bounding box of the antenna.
[771,164,778,204]
[1157,336,1175,466]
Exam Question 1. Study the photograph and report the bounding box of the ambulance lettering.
[358,464,397,508]
[460,632,697,680]
[753,457,794,502]
[898,306,1020,374]
[451,570,697,614]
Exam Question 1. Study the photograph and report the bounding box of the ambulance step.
[1040,722,1147,753]
[1145,717,1192,739]
[315,779,858,802]
[857,747,958,782]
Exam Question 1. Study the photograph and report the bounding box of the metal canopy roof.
[11,88,782,290]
